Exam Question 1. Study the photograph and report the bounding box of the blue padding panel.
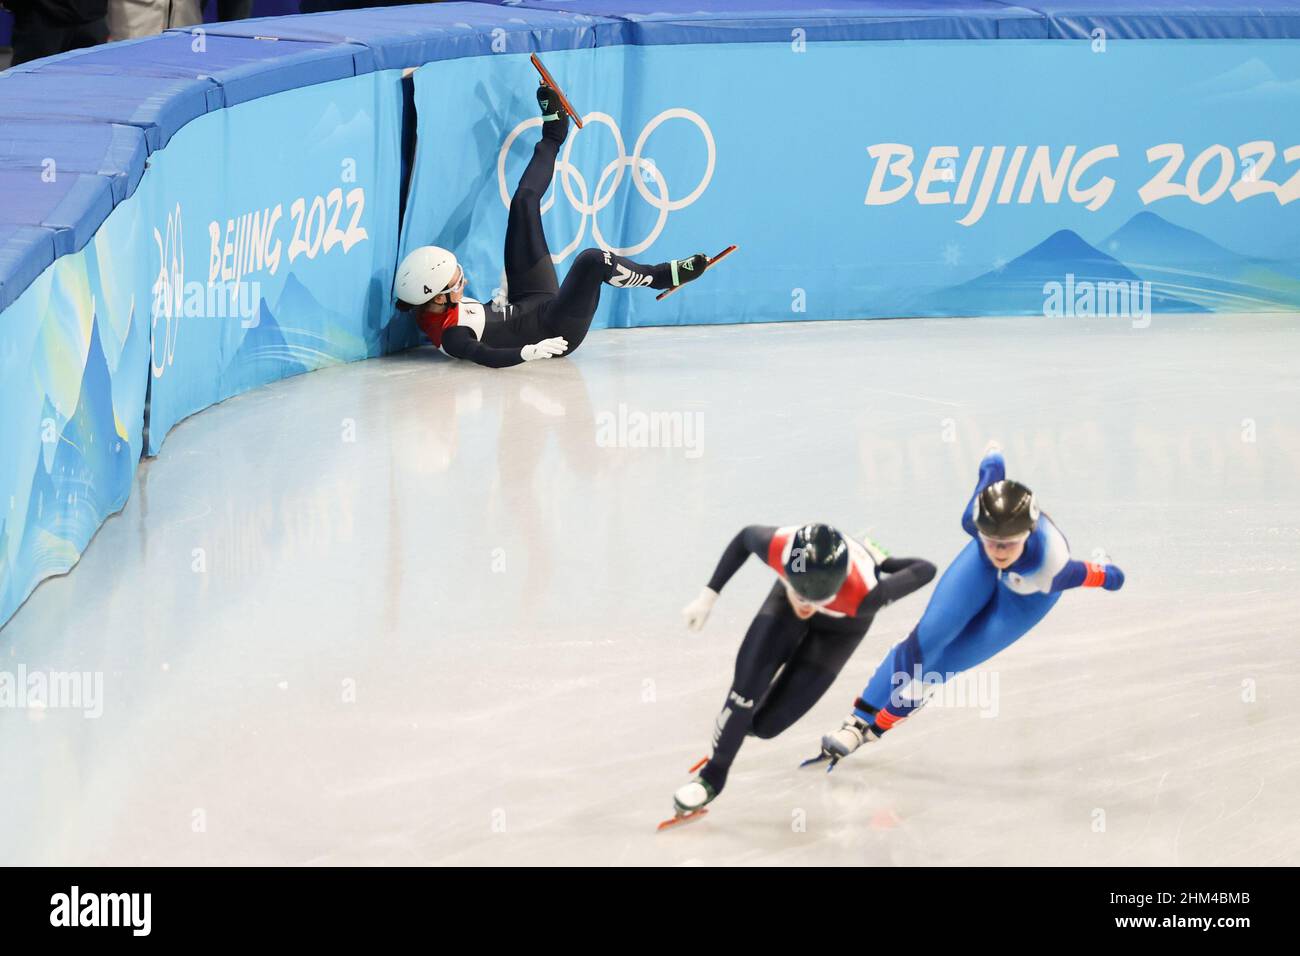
[476,0,1300,40]
[0,170,116,258]
[4,33,363,109]
[0,225,59,314]
[474,1,1050,41]
[189,2,621,69]
[0,121,148,204]
[2,0,1298,318]
[0,72,221,152]
[1026,1,1300,39]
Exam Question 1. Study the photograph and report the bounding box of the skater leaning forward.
[393,84,713,368]
[816,444,1126,767]
[666,524,937,824]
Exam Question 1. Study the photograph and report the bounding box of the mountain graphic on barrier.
[1099,211,1300,312]
[227,271,366,385]
[229,277,311,383]
[922,227,1202,315]
[921,212,1300,316]
[3,313,136,623]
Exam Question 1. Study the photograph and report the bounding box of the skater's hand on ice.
[521,337,568,361]
[1102,564,1125,591]
[682,587,718,632]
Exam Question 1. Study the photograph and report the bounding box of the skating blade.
[656,809,709,831]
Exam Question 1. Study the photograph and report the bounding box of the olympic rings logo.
[151,202,185,379]
[497,109,716,258]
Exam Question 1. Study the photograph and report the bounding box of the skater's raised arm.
[705,525,777,594]
[1049,557,1125,592]
[961,449,1007,537]
[863,556,937,611]
[682,526,777,632]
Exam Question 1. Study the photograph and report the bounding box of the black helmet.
[974,480,1039,539]
[784,524,849,602]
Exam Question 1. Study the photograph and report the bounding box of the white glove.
[681,587,718,632]
[520,337,568,362]
[983,439,1003,457]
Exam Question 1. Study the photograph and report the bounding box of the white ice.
[2,315,1299,865]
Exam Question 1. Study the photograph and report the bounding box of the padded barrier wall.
[2,0,1300,628]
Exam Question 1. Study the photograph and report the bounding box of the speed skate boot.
[821,713,882,765]
[537,85,569,143]
[672,776,719,816]
[662,253,710,290]
[657,758,721,830]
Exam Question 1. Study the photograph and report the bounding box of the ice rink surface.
[2,315,1299,866]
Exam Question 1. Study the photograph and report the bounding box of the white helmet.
[394,245,459,306]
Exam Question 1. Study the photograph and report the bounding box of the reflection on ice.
[1,315,1298,865]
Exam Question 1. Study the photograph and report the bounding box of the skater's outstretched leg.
[540,248,710,352]
[749,622,867,740]
[515,86,709,353]
[819,564,1059,764]
[858,539,997,718]
[503,87,568,304]
[928,587,1058,676]
[678,585,807,812]
[816,541,997,764]
[865,569,1058,729]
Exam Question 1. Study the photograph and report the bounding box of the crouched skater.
[665,524,936,824]
[816,444,1126,767]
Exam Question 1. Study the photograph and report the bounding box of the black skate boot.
[655,253,710,290]
[537,85,569,144]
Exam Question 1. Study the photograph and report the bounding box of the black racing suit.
[698,526,937,794]
[432,130,675,368]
